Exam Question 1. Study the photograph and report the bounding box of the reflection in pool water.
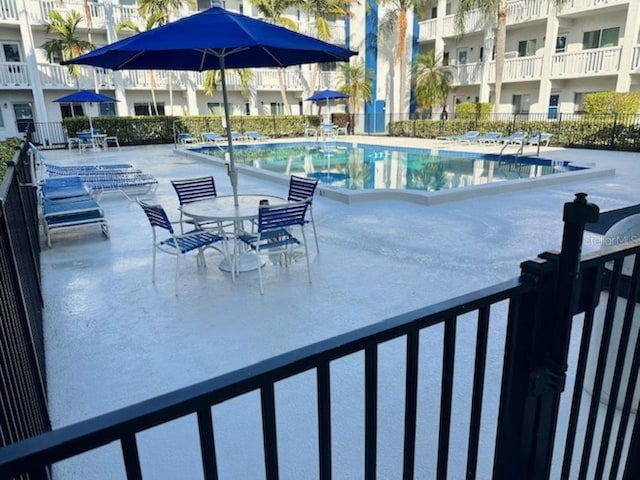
[196,142,577,193]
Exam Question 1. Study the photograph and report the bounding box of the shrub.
[583,92,640,115]
[0,137,22,180]
[455,102,492,121]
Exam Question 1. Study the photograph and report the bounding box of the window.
[245,103,250,116]
[99,103,116,116]
[517,39,537,57]
[574,92,586,113]
[134,102,165,116]
[512,94,531,114]
[583,27,619,49]
[457,48,468,65]
[319,62,338,71]
[431,6,437,19]
[556,34,567,53]
[443,51,449,66]
[270,102,284,115]
[207,102,224,115]
[59,103,84,118]
[445,2,452,15]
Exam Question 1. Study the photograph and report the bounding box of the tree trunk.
[494,1,508,115]
[397,10,408,115]
[277,68,292,115]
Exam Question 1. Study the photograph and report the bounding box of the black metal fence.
[0,184,639,479]
[385,112,640,152]
[0,140,50,476]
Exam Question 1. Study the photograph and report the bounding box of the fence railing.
[0,140,50,477]
[1,189,640,479]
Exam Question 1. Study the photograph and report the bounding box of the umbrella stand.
[219,56,239,207]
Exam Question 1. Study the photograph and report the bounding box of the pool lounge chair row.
[40,176,109,247]
[180,130,271,144]
[437,131,552,146]
[43,162,159,200]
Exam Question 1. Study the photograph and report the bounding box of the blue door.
[548,95,559,120]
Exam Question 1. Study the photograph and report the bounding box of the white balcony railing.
[442,9,484,37]
[316,71,340,90]
[506,0,549,25]
[112,4,142,29]
[418,18,437,42]
[559,0,628,15]
[0,62,30,87]
[632,45,640,72]
[0,0,18,22]
[487,55,544,82]
[551,46,621,78]
[38,63,115,90]
[38,0,106,28]
[451,62,482,85]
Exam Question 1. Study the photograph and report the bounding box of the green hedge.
[63,114,323,145]
[0,137,22,180]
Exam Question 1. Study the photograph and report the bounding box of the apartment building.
[0,0,349,140]
[417,0,640,117]
[0,0,637,141]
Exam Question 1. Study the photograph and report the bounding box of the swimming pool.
[185,140,609,205]
[195,141,578,191]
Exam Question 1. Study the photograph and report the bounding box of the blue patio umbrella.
[306,89,349,121]
[53,90,118,136]
[62,3,357,205]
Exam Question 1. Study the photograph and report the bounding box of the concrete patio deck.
[39,138,639,479]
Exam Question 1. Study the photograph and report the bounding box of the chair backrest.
[139,201,174,234]
[171,176,217,206]
[288,175,319,203]
[257,200,309,233]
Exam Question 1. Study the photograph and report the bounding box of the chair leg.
[301,227,312,284]
[256,245,265,295]
[175,251,181,295]
[309,207,320,253]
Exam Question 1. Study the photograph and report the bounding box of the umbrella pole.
[219,58,239,207]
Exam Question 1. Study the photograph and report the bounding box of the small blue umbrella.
[306,89,349,122]
[63,3,357,205]
[53,90,117,134]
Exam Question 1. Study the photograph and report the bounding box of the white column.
[534,5,558,115]
[17,0,47,122]
[615,1,640,92]
[479,30,494,104]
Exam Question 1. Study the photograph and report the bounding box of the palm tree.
[379,0,433,116]
[299,0,353,112]
[138,0,195,114]
[250,0,298,114]
[455,0,567,114]
[411,51,452,117]
[117,13,167,115]
[338,59,373,133]
[204,69,254,117]
[42,11,94,83]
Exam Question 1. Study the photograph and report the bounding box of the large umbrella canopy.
[306,89,349,122]
[62,5,356,206]
[53,90,118,136]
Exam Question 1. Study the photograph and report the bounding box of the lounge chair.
[526,133,553,147]
[230,131,245,142]
[245,131,269,141]
[335,122,349,135]
[104,129,120,150]
[177,133,198,144]
[497,131,526,145]
[39,176,109,246]
[437,131,480,144]
[472,132,503,144]
[202,132,226,143]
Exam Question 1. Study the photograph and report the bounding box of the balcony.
[38,63,114,89]
[558,0,629,16]
[37,0,106,29]
[111,4,142,29]
[417,18,436,42]
[0,0,18,22]
[550,46,621,78]
[0,62,29,87]
[486,55,544,83]
[450,62,483,85]
[506,0,549,25]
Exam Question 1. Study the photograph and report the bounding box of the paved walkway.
[39,139,639,479]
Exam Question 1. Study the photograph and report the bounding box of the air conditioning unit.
[505,51,519,59]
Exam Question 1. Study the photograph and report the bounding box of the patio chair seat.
[238,199,311,294]
[138,201,228,295]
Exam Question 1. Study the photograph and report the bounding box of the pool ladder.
[498,138,526,169]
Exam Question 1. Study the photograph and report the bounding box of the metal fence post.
[493,193,600,480]
[610,113,618,150]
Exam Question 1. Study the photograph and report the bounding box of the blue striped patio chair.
[287,175,320,253]
[138,201,227,294]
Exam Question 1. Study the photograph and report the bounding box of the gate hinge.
[530,368,566,397]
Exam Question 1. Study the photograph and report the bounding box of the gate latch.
[530,368,566,397]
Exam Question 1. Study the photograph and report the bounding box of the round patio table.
[181,194,286,273]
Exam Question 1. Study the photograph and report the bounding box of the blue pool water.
[195,141,580,193]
